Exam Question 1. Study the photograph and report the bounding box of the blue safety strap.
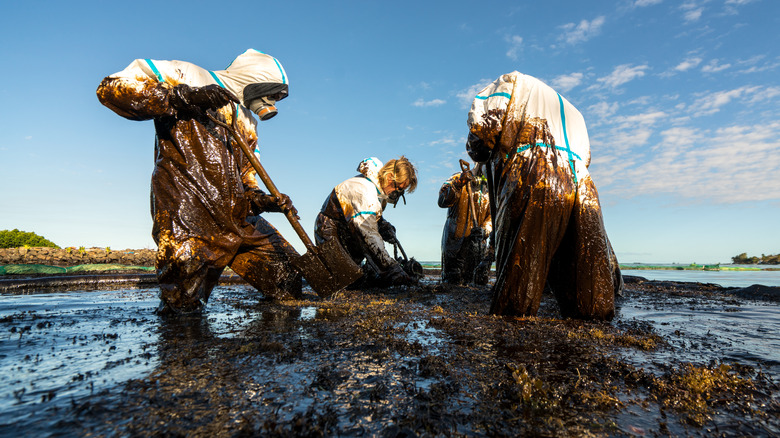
[208,71,226,88]
[365,177,382,195]
[504,93,580,186]
[351,211,378,219]
[474,92,511,100]
[144,59,163,82]
[557,93,578,184]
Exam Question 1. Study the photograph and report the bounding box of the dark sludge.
[0,274,778,437]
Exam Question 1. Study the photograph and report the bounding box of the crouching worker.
[315,157,418,287]
[466,71,622,320]
[438,161,493,286]
[97,49,302,315]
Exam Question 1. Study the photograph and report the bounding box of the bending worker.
[97,49,301,314]
[315,156,418,286]
[438,161,493,285]
[466,71,622,320]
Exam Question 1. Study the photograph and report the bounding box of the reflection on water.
[618,295,780,372]
[622,268,780,287]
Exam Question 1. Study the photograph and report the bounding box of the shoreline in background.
[418,261,779,271]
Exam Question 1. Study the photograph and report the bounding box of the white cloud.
[429,135,459,147]
[505,35,523,60]
[725,0,755,4]
[549,72,583,92]
[412,98,446,107]
[690,86,760,116]
[680,2,704,22]
[701,59,731,73]
[559,16,605,45]
[675,56,702,71]
[587,101,619,120]
[595,119,780,203]
[634,0,663,6]
[597,64,649,89]
[457,79,494,108]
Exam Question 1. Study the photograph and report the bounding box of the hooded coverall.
[96,49,301,313]
[467,71,622,320]
[438,171,493,285]
[314,157,407,285]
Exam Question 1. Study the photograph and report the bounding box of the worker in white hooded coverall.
[97,49,302,314]
[466,71,622,320]
[314,157,418,286]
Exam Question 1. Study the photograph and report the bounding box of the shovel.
[206,108,362,298]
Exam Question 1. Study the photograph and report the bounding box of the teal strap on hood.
[144,59,163,82]
[208,71,226,88]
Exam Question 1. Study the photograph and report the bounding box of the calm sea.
[621,268,780,288]
[422,262,780,288]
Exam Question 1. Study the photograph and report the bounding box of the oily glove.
[453,169,474,189]
[245,189,299,218]
[377,218,397,244]
[382,262,413,286]
[169,84,239,111]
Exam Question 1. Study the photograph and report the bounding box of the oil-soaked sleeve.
[96,76,175,121]
[438,173,460,208]
[238,136,261,191]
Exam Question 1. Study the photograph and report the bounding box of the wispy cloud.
[457,79,494,108]
[593,112,780,204]
[680,2,704,22]
[412,98,446,107]
[701,59,731,73]
[505,35,523,60]
[633,0,663,6]
[549,72,583,92]
[587,101,619,120]
[675,56,702,72]
[558,16,606,45]
[597,64,649,89]
[689,85,761,116]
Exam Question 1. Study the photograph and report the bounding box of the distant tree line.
[731,252,780,265]
[0,229,59,249]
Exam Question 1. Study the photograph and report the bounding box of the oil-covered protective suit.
[96,49,301,314]
[314,157,410,286]
[466,71,622,320]
[438,167,493,285]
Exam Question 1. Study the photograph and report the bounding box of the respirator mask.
[386,189,406,208]
[248,96,279,121]
[243,83,288,121]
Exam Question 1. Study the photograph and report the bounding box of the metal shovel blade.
[291,238,363,298]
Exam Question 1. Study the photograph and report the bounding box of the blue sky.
[1,0,778,264]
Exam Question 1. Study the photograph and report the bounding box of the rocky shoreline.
[0,247,156,267]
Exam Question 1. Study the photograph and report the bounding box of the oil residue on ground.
[0,276,778,436]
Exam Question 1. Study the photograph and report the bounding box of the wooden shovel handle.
[206,108,316,252]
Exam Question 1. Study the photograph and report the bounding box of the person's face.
[381,175,408,196]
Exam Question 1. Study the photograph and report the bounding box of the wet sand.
[0,275,778,437]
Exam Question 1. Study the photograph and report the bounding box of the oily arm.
[96,76,175,121]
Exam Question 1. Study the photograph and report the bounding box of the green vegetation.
[0,229,59,249]
[731,252,780,265]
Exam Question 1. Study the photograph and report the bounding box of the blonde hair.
[379,156,417,193]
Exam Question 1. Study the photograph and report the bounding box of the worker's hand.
[384,263,413,286]
[453,170,474,189]
[377,218,397,244]
[245,189,298,217]
[274,193,299,219]
[170,84,239,111]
